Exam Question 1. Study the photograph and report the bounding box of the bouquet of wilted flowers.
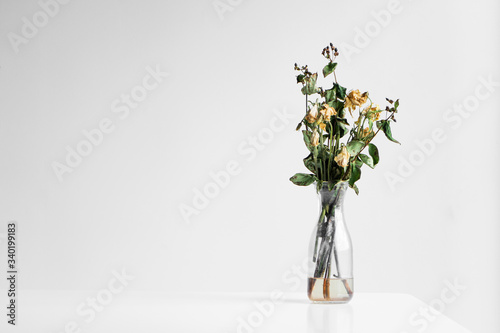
[290,43,401,194]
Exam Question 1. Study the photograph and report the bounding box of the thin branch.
[351,110,396,161]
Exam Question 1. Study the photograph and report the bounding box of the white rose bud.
[334,145,350,168]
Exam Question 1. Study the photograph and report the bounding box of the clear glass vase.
[308,181,353,303]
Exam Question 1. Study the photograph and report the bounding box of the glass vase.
[308,181,353,303]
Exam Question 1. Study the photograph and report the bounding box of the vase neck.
[318,181,348,209]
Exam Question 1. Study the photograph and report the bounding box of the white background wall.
[0,0,499,332]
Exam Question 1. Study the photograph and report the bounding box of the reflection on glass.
[307,303,353,333]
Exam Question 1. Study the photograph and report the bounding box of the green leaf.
[329,100,344,111]
[359,154,374,169]
[302,130,313,151]
[368,143,379,166]
[346,140,365,156]
[394,99,400,109]
[334,83,347,100]
[328,182,335,191]
[322,62,337,78]
[316,180,323,193]
[290,173,316,186]
[376,120,400,144]
[354,157,363,168]
[350,183,359,195]
[329,100,345,118]
[301,73,318,95]
[324,88,336,103]
[303,154,316,173]
[296,74,305,83]
[337,118,350,126]
[348,164,361,187]
[330,118,349,138]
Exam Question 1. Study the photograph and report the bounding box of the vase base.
[307,277,353,303]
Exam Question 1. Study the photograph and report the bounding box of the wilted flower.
[344,95,354,114]
[362,104,381,121]
[345,90,369,115]
[311,129,320,146]
[334,145,350,168]
[319,122,326,131]
[320,104,336,121]
[305,104,318,123]
[349,90,362,103]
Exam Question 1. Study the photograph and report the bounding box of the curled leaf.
[290,173,316,186]
[368,143,380,166]
[359,154,374,169]
[322,62,337,78]
[376,120,400,144]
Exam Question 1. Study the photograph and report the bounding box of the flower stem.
[313,205,327,262]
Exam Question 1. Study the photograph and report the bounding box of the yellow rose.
[345,90,362,116]
[311,129,320,147]
[305,104,318,123]
[334,145,350,168]
[345,90,369,116]
[348,90,362,105]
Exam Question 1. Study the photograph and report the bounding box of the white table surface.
[1,291,472,332]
